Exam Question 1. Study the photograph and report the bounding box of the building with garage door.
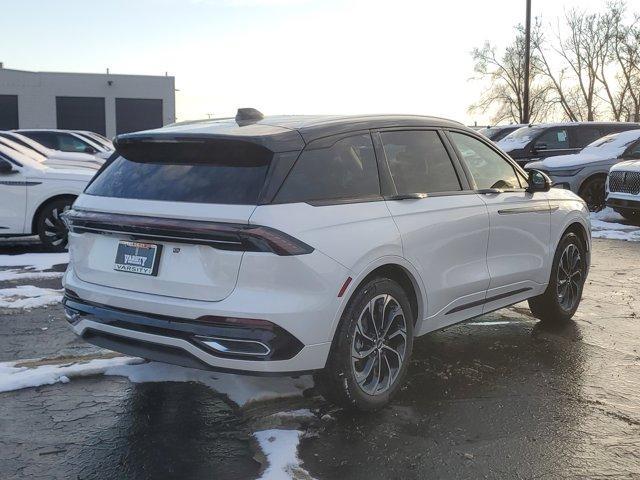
[0,65,175,138]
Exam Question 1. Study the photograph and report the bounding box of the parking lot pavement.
[1,238,639,479]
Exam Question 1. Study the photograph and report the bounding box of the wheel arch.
[30,194,77,234]
[577,172,608,197]
[329,257,427,342]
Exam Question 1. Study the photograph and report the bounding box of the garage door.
[116,98,163,135]
[0,95,19,129]
[56,96,106,135]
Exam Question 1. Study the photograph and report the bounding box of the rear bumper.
[63,294,331,375]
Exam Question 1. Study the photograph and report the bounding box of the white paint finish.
[70,232,244,302]
[479,191,552,287]
[0,145,93,235]
[0,170,27,232]
[385,194,490,320]
[249,201,402,273]
[0,68,175,138]
[65,245,350,347]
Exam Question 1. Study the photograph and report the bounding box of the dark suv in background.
[497,122,640,167]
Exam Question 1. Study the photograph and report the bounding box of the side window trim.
[373,127,471,198]
[444,128,529,192]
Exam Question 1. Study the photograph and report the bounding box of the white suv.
[606,160,640,222]
[62,112,591,410]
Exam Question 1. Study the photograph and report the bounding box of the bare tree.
[469,24,552,124]
[535,8,615,121]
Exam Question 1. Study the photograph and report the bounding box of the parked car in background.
[16,129,109,156]
[606,160,640,222]
[0,144,98,250]
[497,122,640,168]
[525,129,640,211]
[479,124,528,142]
[62,112,590,410]
[74,130,114,151]
[0,131,105,168]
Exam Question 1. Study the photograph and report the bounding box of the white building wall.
[0,68,175,138]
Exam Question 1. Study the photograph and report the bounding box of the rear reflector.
[338,277,352,297]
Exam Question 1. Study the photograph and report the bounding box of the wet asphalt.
[0,238,639,479]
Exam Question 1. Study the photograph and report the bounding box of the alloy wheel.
[556,243,583,311]
[351,294,408,396]
[43,204,71,248]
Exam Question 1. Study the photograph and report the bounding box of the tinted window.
[275,134,379,203]
[536,127,570,150]
[58,133,95,153]
[450,132,520,190]
[86,142,272,205]
[381,130,461,194]
[628,140,640,158]
[20,131,59,149]
[573,126,602,147]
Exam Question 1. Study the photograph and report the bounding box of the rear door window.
[86,140,272,205]
[380,130,461,194]
[573,126,602,148]
[275,134,380,203]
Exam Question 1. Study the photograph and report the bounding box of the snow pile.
[590,208,640,241]
[0,252,68,269]
[0,356,141,393]
[0,285,63,309]
[105,361,313,407]
[0,252,68,282]
[254,429,313,480]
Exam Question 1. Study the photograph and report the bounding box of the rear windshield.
[86,139,272,205]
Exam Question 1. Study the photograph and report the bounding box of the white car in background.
[606,160,640,222]
[16,129,112,158]
[0,144,98,250]
[0,133,104,170]
[0,131,105,167]
[525,129,640,211]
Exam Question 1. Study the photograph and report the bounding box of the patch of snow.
[105,361,313,407]
[0,270,64,282]
[0,252,68,269]
[0,356,141,393]
[0,285,63,309]
[590,208,640,242]
[268,409,316,420]
[467,321,517,326]
[254,429,312,480]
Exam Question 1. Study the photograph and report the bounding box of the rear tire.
[36,198,73,251]
[314,277,414,411]
[528,232,586,323]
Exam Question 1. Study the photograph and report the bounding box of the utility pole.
[522,0,532,124]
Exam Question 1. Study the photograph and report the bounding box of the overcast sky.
[2,0,622,125]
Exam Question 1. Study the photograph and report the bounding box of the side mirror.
[534,142,548,152]
[83,146,97,154]
[527,169,552,193]
[0,158,15,174]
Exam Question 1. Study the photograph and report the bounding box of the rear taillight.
[62,209,313,256]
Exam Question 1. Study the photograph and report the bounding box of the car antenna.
[236,108,264,125]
